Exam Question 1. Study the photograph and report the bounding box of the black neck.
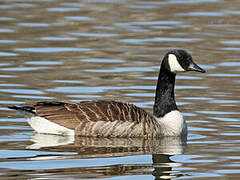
[153,62,178,117]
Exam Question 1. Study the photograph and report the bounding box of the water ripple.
[81,58,124,63]
[15,47,90,53]
[1,67,51,71]
[217,62,240,66]
[0,29,15,33]
[119,37,203,44]
[47,8,80,12]
[85,66,153,73]
[64,16,95,21]
[220,40,240,45]
[25,61,63,65]
[40,37,77,41]
[0,40,19,44]
[68,32,117,38]
[0,89,44,95]
[0,52,18,56]
[177,12,224,17]
[17,23,50,27]
[0,0,240,179]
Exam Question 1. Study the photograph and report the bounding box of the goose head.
[162,49,206,74]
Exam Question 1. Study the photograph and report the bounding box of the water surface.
[1,0,240,179]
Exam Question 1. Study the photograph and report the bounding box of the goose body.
[9,49,205,137]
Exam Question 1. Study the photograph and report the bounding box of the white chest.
[155,110,187,136]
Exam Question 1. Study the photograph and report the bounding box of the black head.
[163,49,206,73]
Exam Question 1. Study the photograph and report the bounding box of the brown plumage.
[10,100,160,137]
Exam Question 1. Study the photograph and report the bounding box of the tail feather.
[8,105,36,114]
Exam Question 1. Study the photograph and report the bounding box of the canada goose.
[9,49,205,137]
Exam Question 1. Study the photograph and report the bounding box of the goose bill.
[187,62,206,73]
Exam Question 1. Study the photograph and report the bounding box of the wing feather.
[29,100,157,137]
[33,101,148,124]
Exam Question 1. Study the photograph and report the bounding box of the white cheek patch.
[168,54,185,73]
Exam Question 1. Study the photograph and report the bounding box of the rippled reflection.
[0,135,187,179]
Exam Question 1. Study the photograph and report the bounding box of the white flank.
[168,54,185,73]
[155,110,187,136]
[27,116,75,135]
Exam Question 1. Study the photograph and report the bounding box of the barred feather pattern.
[32,100,161,137]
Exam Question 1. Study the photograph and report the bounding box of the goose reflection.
[28,134,187,179]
